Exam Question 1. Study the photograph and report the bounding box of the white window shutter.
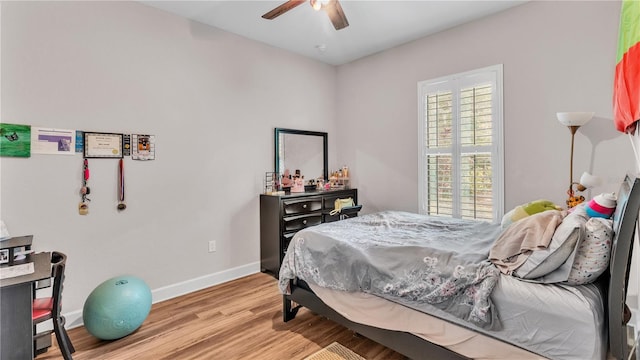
[418,65,503,222]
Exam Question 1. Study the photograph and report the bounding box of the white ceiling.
[140,1,526,65]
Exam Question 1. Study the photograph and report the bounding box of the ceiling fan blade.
[262,0,306,20]
[324,0,349,30]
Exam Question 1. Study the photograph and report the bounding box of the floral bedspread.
[278,211,503,329]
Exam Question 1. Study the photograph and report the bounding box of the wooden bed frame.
[283,173,640,360]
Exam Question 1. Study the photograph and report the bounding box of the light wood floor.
[36,272,405,360]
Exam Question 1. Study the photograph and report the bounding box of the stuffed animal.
[566,194,586,209]
[501,199,561,229]
[585,193,617,219]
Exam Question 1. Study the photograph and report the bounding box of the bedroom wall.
[335,1,639,307]
[3,0,636,328]
[335,0,632,214]
[0,1,337,325]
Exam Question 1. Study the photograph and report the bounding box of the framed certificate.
[83,132,124,158]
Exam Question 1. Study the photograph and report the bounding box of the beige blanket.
[489,210,565,274]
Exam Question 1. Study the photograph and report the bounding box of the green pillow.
[501,199,560,229]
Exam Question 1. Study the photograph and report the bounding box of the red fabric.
[614,41,640,133]
[32,297,53,321]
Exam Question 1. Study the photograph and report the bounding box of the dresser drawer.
[283,213,322,232]
[283,197,322,215]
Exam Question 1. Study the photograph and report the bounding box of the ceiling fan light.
[310,0,322,11]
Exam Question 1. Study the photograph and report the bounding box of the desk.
[0,252,51,360]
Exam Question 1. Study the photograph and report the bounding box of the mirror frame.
[274,128,328,182]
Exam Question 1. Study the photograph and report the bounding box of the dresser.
[260,188,358,278]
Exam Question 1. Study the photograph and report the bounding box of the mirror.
[275,128,328,183]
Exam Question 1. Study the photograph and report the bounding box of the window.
[418,65,503,222]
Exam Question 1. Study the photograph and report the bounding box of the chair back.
[50,251,67,321]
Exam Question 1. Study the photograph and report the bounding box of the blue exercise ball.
[83,275,152,340]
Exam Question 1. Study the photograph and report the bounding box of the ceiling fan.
[262,0,349,30]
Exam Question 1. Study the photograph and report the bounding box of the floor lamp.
[557,112,594,208]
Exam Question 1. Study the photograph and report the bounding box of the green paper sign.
[0,123,31,157]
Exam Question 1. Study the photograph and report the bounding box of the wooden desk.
[0,252,51,360]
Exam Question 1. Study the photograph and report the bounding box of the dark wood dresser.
[260,188,358,278]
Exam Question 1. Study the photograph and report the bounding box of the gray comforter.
[279,211,503,329]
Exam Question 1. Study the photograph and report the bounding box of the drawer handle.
[303,204,307,209]
[302,219,307,225]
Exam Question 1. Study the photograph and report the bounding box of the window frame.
[417,64,504,222]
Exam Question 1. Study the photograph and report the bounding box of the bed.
[279,173,640,360]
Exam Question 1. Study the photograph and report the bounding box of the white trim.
[65,261,261,329]
[418,64,504,221]
[452,85,461,218]
[493,64,505,221]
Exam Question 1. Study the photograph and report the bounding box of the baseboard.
[65,261,260,329]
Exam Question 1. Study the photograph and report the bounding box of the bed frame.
[283,173,640,360]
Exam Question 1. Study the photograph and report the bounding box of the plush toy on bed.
[585,193,617,219]
[566,194,586,209]
[501,199,562,229]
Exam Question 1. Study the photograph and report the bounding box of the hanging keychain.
[117,158,126,211]
[79,159,90,215]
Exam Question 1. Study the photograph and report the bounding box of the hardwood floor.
[37,272,405,360]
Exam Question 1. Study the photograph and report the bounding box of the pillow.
[513,205,588,281]
[565,217,614,285]
[501,199,561,229]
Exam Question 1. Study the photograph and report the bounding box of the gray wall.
[2,0,636,325]
[336,1,633,214]
[1,1,337,324]
[334,0,639,309]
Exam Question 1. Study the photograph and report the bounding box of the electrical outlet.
[208,240,216,253]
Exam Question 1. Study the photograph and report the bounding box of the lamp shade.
[579,172,603,189]
[557,112,595,127]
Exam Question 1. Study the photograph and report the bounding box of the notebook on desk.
[0,262,35,279]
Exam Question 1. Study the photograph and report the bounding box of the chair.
[32,251,75,359]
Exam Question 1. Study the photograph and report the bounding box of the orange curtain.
[614,0,640,133]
